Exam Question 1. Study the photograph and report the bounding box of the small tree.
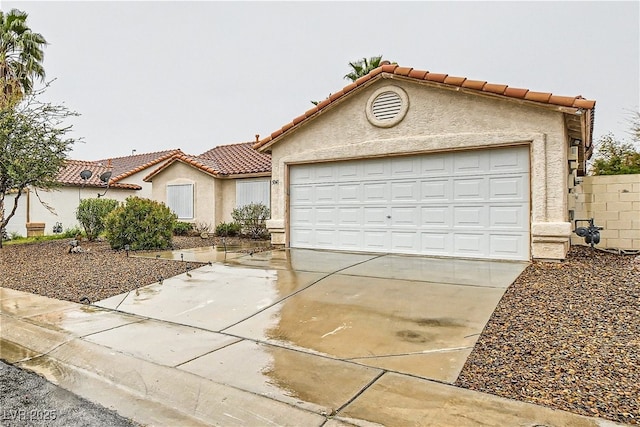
[76,198,118,241]
[231,203,270,239]
[590,132,640,175]
[0,91,78,248]
[104,197,177,250]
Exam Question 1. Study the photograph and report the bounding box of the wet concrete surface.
[2,248,623,426]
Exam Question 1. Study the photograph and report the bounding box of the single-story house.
[144,142,272,228]
[5,150,180,237]
[254,63,596,261]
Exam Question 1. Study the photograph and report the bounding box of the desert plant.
[192,221,212,235]
[76,198,119,241]
[231,203,270,239]
[104,197,177,250]
[174,221,193,236]
[215,221,241,237]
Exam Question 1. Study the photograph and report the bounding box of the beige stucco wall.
[148,162,267,230]
[571,174,640,250]
[266,75,575,260]
[4,186,139,237]
[118,169,154,199]
[150,162,216,228]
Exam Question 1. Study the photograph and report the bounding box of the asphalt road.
[0,360,139,427]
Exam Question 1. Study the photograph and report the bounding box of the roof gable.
[144,142,271,182]
[96,149,182,183]
[254,64,596,151]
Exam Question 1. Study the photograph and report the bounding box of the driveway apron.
[2,248,619,426]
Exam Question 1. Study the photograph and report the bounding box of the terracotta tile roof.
[96,149,182,183]
[198,142,271,175]
[144,142,271,182]
[56,160,142,190]
[254,64,596,150]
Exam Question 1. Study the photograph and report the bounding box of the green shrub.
[215,221,241,237]
[104,197,177,250]
[76,198,119,241]
[231,203,270,239]
[61,227,84,238]
[174,221,193,236]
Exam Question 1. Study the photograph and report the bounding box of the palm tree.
[0,9,47,107]
[344,55,386,82]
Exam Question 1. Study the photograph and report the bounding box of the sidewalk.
[1,283,625,426]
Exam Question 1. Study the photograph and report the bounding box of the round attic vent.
[366,86,409,128]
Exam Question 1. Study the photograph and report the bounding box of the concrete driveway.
[0,248,620,426]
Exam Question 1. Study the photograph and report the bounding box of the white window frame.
[167,183,194,219]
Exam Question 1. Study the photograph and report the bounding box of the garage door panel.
[338,229,362,249]
[315,185,337,203]
[337,163,359,180]
[291,228,313,246]
[363,231,389,249]
[315,164,336,182]
[421,154,451,176]
[391,157,420,177]
[489,176,526,200]
[421,206,451,227]
[453,178,486,200]
[315,207,337,225]
[363,160,388,178]
[290,146,530,260]
[391,232,419,251]
[290,207,314,226]
[290,185,314,204]
[489,206,528,229]
[421,180,451,201]
[489,234,529,259]
[490,148,529,172]
[363,182,389,201]
[363,207,387,226]
[290,166,313,183]
[337,183,361,203]
[454,233,487,255]
[454,152,485,174]
[316,229,337,247]
[421,233,450,253]
[338,207,361,226]
[453,206,487,228]
[390,206,418,226]
[391,181,419,202]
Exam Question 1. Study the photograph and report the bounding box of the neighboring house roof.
[253,64,597,152]
[56,160,142,190]
[144,142,271,182]
[96,149,182,183]
[199,142,272,175]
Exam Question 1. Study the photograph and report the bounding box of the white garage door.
[289,146,530,260]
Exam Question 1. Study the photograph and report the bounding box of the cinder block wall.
[571,174,640,250]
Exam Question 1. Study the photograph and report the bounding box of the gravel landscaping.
[457,246,640,425]
[1,238,638,425]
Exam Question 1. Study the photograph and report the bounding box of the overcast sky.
[2,1,639,160]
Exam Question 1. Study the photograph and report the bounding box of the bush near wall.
[104,197,177,250]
